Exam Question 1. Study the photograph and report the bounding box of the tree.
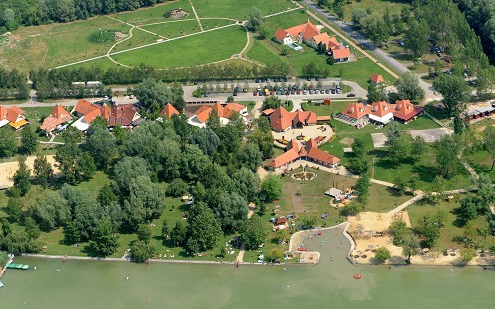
[186,202,222,252]
[33,153,54,188]
[394,72,425,101]
[483,126,495,171]
[387,137,409,166]
[402,232,420,263]
[355,173,371,204]
[262,95,281,110]
[459,247,477,264]
[13,160,31,196]
[33,190,70,231]
[188,128,220,157]
[434,134,461,178]
[260,174,283,202]
[2,230,39,254]
[61,126,82,144]
[236,143,262,172]
[55,143,96,184]
[113,156,151,195]
[333,2,344,18]
[134,78,174,109]
[246,7,263,31]
[394,176,409,195]
[459,195,480,223]
[137,224,152,244]
[367,82,387,103]
[165,178,188,197]
[265,248,284,263]
[351,8,368,29]
[170,221,187,246]
[19,124,38,155]
[123,175,164,228]
[161,218,169,238]
[130,240,154,263]
[231,167,260,202]
[404,19,430,58]
[6,197,23,223]
[240,215,267,250]
[389,219,408,246]
[351,137,367,158]
[24,217,40,240]
[213,192,248,232]
[88,127,117,169]
[410,136,427,161]
[89,220,119,257]
[385,121,402,144]
[433,75,471,114]
[0,128,18,157]
[374,247,391,263]
[360,14,390,45]
[417,212,441,248]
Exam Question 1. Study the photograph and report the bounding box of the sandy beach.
[0,155,60,188]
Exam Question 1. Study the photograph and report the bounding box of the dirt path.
[188,0,204,31]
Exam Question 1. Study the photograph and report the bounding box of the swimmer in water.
[126,276,129,280]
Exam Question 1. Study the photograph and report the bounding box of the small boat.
[0,281,4,288]
[298,247,306,251]
[354,274,362,279]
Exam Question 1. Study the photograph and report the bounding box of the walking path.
[459,156,479,179]
[263,7,300,19]
[188,0,204,31]
[387,193,425,215]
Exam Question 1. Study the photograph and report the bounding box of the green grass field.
[110,28,159,53]
[111,0,193,25]
[140,20,202,38]
[192,0,295,20]
[339,0,408,21]
[111,25,247,68]
[407,195,495,251]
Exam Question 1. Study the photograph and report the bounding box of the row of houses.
[186,102,249,128]
[262,106,329,132]
[267,139,340,172]
[0,105,28,130]
[335,100,424,127]
[273,21,351,62]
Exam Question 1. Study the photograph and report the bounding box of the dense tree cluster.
[0,68,29,100]
[0,0,167,32]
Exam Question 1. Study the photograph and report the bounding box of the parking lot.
[409,128,453,143]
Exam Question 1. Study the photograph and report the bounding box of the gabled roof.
[74,99,98,115]
[332,47,351,59]
[40,105,73,132]
[107,104,140,127]
[274,28,290,41]
[83,108,102,124]
[285,20,320,41]
[312,32,330,45]
[262,108,275,116]
[160,103,180,119]
[268,138,340,168]
[0,105,8,120]
[343,102,370,120]
[370,74,385,84]
[268,146,300,168]
[8,106,25,115]
[5,105,25,123]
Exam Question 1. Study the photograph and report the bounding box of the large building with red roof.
[0,105,28,130]
[40,104,73,134]
[267,139,340,172]
[263,106,317,132]
[187,102,248,128]
[336,100,423,127]
[273,20,351,62]
[159,103,180,119]
[71,99,141,131]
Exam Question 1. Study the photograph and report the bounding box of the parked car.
[320,90,325,94]
[233,91,238,96]
[336,89,341,94]
[309,89,314,94]
[296,89,301,95]
[253,91,258,96]
[302,89,307,95]
[347,93,356,97]
[331,90,335,94]
[325,89,330,94]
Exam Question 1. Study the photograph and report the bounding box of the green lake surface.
[1,228,494,308]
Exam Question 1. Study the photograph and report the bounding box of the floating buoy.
[353,274,362,279]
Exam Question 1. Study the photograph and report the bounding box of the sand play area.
[0,155,59,188]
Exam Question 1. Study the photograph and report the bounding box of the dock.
[6,263,30,270]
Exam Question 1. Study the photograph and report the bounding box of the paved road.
[301,0,441,102]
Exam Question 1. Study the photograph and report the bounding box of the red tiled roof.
[8,106,25,115]
[343,102,370,120]
[74,99,98,115]
[40,105,73,132]
[160,103,179,118]
[274,28,290,41]
[262,108,275,115]
[0,105,8,120]
[307,147,340,165]
[193,103,246,124]
[370,74,385,84]
[276,217,288,225]
[268,147,300,168]
[370,101,392,117]
[286,21,320,41]
[393,100,423,121]
[332,47,351,59]
[268,138,340,168]
[107,104,140,127]
[316,116,331,121]
[83,109,102,124]
[269,106,294,131]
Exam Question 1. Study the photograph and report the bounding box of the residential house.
[264,106,317,132]
[336,100,423,127]
[0,105,28,130]
[71,99,141,131]
[159,103,180,119]
[187,102,248,128]
[273,21,351,62]
[267,138,340,172]
[369,74,385,85]
[40,104,73,134]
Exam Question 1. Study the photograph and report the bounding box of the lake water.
[1,228,494,309]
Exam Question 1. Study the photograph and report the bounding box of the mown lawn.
[112,0,193,25]
[140,19,203,38]
[465,150,495,181]
[112,25,247,68]
[407,195,495,251]
[192,0,296,20]
[110,28,159,53]
[339,0,408,21]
